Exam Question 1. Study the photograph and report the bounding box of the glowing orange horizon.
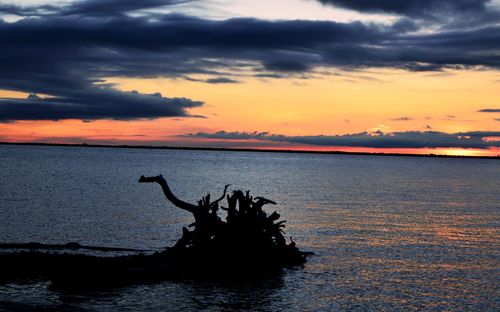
[1,133,498,157]
[1,68,498,157]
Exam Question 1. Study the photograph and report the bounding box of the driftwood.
[0,242,146,252]
[138,175,303,257]
[0,175,311,288]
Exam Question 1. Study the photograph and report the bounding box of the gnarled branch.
[254,197,276,205]
[210,184,230,209]
[139,175,198,214]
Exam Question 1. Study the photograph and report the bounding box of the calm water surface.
[0,145,498,311]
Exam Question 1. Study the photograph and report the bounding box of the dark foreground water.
[0,145,498,311]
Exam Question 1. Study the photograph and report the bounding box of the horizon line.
[1,141,498,160]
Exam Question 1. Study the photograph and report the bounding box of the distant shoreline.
[1,141,498,160]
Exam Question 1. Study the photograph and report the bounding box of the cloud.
[390,116,413,121]
[455,131,500,137]
[479,108,500,112]
[0,13,497,77]
[204,77,240,84]
[0,89,203,121]
[60,0,192,17]
[314,0,498,26]
[0,0,193,17]
[184,76,240,83]
[1,5,499,80]
[316,0,487,14]
[186,130,500,149]
[0,0,499,121]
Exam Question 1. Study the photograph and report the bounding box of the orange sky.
[1,68,498,156]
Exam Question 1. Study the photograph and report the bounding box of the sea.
[0,144,498,311]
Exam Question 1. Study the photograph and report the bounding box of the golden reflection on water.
[435,226,471,241]
[299,203,499,307]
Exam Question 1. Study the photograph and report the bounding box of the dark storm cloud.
[0,3,52,16]
[0,0,193,17]
[60,0,193,16]
[0,0,499,121]
[186,130,500,149]
[0,0,205,121]
[316,0,488,14]
[314,0,497,23]
[0,90,203,122]
[2,14,498,80]
[263,60,311,72]
[0,3,21,15]
[479,108,500,112]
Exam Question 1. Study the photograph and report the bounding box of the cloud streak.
[186,130,500,149]
[0,0,193,17]
[315,0,498,27]
[390,117,413,121]
[316,0,488,14]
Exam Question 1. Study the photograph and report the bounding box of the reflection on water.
[1,275,287,311]
[0,145,498,310]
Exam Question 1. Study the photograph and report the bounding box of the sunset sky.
[0,0,499,156]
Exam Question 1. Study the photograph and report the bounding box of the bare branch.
[254,196,277,205]
[139,175,197,214]
[210,184,230,208]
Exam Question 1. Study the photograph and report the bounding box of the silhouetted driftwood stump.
[0,175,311,288]
[138,174,310,267]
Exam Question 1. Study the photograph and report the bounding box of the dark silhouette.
[138,174,307,263]
[0,175,312,289]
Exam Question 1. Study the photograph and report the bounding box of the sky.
[0,0,499,156]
